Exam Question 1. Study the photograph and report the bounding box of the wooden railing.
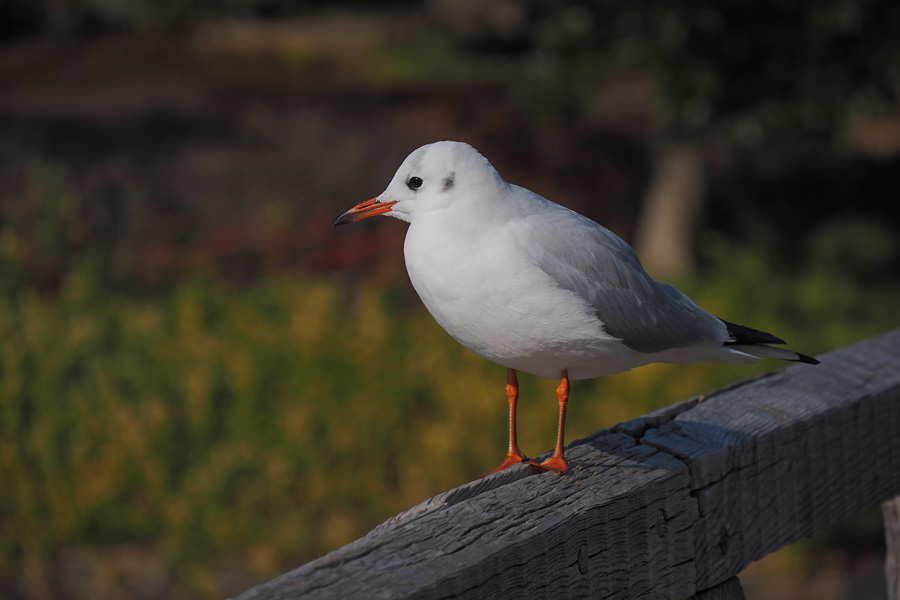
[234,329,900,600]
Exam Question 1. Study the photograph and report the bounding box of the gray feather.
[517,205,725,353]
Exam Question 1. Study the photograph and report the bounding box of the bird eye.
[407,176,423,190]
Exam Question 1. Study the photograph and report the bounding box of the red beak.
[332,198,397,227]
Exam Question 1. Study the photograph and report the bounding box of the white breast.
[403,211,636,380]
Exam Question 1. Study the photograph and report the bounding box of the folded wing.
[517,203,727,353]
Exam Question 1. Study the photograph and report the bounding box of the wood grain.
[691,576,745,600]
[886,496,900,600]
[234,329,900,599]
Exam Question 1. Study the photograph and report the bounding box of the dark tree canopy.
[524,0,900,139]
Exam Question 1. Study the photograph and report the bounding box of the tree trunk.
[634,141,705,279]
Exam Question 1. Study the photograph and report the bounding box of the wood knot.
[717,526,730,555]
[577,544,589,575]
[655,508,668,538]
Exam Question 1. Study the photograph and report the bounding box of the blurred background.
[1,0,899,598]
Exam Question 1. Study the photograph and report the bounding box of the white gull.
[334,141,818,474]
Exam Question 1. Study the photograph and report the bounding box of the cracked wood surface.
[234,329,900,600]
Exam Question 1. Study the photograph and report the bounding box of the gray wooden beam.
[886,496,900,600]
[234,329,900,600]
[642,328,900,589]
[692,576,745,600]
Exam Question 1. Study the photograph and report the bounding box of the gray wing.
[517,205,726,353]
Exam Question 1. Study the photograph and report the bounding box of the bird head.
[332,141,504,227]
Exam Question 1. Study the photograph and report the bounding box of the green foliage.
[3,254,898,596]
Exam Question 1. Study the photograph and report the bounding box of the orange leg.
[492,368,529,473]
[530,369,570,475]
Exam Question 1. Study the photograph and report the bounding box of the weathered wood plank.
[886,496,900,600]
[234,329,900,600]
[239,433,697,599]
[642,329,900,589]
[692,576,745,600]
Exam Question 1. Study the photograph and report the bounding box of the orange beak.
[332,198,397,227]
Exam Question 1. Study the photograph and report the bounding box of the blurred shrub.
[808,217,899,284]
[0,162,89,295]
[2,249,898,597]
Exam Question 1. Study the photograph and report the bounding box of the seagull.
[333,141,819,475]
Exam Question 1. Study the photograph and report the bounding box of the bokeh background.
[2,1,899,598]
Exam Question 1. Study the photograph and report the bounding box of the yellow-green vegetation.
[1,168,898,598]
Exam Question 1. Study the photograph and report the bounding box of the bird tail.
[721,319,820,365]
[727,344,820,364]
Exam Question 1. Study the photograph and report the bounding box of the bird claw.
[528,456,569,475]
[492,449,530,473]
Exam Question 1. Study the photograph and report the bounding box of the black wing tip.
[720,319,786,345]
[721,318,819,365]
[792,352,821,365]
